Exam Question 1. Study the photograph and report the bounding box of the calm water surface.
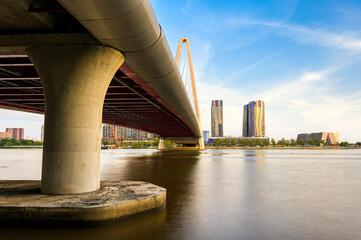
[0,149,360,240]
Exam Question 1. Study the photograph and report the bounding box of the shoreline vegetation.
[101,137,361,149]
[0,139,42,148]
[1,138,360,149]
[205,146,360,150]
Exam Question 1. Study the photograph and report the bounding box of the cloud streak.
[224,18,361,52]
[196,60,361,142]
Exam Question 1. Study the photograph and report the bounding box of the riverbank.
[0,145,43,149]
[205,146,360,150]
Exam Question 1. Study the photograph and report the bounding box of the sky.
[1,0,361,142]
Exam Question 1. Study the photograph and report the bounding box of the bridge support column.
[27,45,124,194]
[158,138,166,150]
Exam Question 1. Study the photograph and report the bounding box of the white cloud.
[196,63,361,142]
[225,18,361,52]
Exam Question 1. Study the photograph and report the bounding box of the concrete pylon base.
[0,180,166,225]
[158,139,166,150]
[27,45,124,194]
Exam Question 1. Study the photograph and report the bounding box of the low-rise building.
[297,132,339,145]
[0,128,24,140]
[0,132,10,139]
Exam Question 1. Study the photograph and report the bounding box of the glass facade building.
[242,100,265,137]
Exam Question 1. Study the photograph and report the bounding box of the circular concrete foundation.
[0,180,166,224]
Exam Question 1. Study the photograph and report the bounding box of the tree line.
[0,138,43,146]
[210,138,270,147]
[209,138,355,147]
[102,138,175,149]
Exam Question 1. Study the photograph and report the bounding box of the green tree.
[239,139,246,146]
[339,142,349,147]
[306,138,314,146]
[214,138,221,147]
[277,138,286,146]
[165,140,175,147]
[296,139,305,146]
[248,140,254,147]
[231,139,238,146]
[221,138,230,146]
[256,139,263,147]
[264,139,270,146]
[152,138,160,147]
[0,139,43,146]
[290,139,296,146]
[313,138,321,146]
[131,142,143,149]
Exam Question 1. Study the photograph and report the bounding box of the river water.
[0,149,360,240]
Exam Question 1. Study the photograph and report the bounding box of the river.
[0,149,360,240]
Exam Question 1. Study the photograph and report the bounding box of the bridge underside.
[0,0,202,195]
[0,56,195,138]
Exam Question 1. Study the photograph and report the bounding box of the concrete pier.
[158,139,166,150]
[0,180,166,224]
[27,45,124,194]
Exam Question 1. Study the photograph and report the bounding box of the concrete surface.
[0,33,99,55]
[27,45,124,194]
[158,139,166,150]
[0,180,166,224]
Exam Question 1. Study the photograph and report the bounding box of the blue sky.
[1,0,361,142]
[153,0,361,142]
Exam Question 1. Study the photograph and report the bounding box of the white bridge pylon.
[175,38,205,150]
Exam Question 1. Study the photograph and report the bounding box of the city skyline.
[1,0,361,142]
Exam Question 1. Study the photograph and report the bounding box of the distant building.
[102,124,156,141]
[203,130,209,145]
[5,128,24,140]
[0,132,10,139]
[243,100,265,137]
[211,100,223,137]
[297,132,340,145]
[41,125,44,141]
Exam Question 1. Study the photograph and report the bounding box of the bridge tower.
[175,38,205,150]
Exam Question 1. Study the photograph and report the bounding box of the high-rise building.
[242,105,249,137]
[41,125,44,141]
[211,100,223,137]
[5,128,24,140]
[242,100,265,137]
[203,130,209,145]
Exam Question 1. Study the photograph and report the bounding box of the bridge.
[0,0,204,194]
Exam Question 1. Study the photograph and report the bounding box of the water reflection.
[102,150,202,239]
[0,149,361,240]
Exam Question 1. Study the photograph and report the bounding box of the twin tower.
[211,100,265,138]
